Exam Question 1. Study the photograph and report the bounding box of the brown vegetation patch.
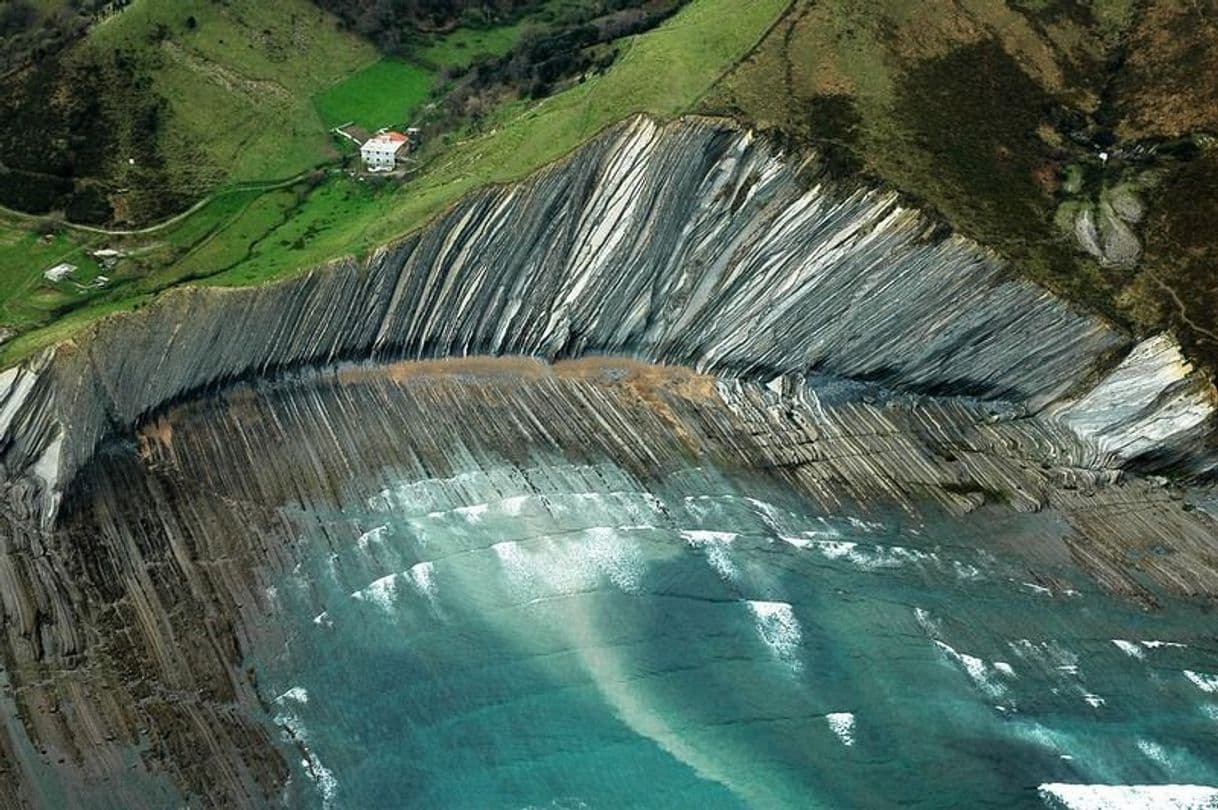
[1113,0,1218,140]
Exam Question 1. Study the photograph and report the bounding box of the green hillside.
[700,0,1218,375]
[0,0,381,227]
[0,0,788,363]
[5,0,1216,382]
[82,0,378,191]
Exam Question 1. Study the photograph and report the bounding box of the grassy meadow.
[201,0,792,287]
[82,0,377,186]
[314,59,436,130]
[0,220,103,328]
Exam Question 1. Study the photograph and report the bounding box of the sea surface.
[252,459,1218,809]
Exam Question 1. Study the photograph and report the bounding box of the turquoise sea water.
[254,460,1218,809]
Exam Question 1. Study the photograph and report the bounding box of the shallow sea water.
[254,460,1218,809]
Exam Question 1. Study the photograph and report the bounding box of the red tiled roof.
[383,131,409,142]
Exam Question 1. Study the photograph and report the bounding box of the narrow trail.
[0,169,324,239]
[1147,271,1218,345]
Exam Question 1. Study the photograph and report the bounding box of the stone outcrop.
[2,116,1213,528]
[1052,333,1215,470]
[0,115,1216,807]
[2,360,1216,807]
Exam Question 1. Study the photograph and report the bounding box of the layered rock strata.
[0,115,1216,806]
[1,116,1213,529]
[2,361,1217,806]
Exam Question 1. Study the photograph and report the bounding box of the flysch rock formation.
[0,115,1216,807]
[2,115,1214,528]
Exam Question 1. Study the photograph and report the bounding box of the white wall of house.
[360,138,405,171]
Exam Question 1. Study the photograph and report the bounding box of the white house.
[43,263,76,282]
[360,131,409,171]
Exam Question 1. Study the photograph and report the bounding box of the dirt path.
[0,169,325,238]
[1147,271,1218,345]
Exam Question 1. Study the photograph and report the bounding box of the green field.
[313,58,437,130]
[0,220,104,330]
[84,0,377,187]
[1,0,791,364]
[413,0,602,69]
[200,0,792,287]
[416,23,529,69]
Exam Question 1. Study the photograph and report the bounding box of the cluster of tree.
[311,0,531,53]
[0,0,131,75]
[0,45,188,224]
[441,0,684,119]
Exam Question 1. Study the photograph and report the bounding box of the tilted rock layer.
[0,116,1216,807]
[2,116,1213,524]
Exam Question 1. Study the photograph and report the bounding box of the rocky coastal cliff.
[1,117,1213,525]
[0,115,1216,807]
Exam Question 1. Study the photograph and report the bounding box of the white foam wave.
[826,712,855,747]
[1138,738,1171,769]
[492,540,533,593]
[1142,640,1188,650]
[408,561,436,598]
[583,527,644,592]
[1007,639,1079,674]
[501,494,531,516]
[1012,720,1070,755]
[1038,783,1218,809]
[356,525,389,551]
[800,537,935,571]
[953,561,984,580]
[812,539,857,559]
[934,641,1007,697]
[491,529,644,597]
[301,755,339,810]
[351,574,397,613]
[682,530,739,582]
[1112,640,1145,659]
[1082,693,1105,708]
[1184,670,1218,693]
[778,534,813,549]
[274,710,338,808]
[745,497,791,533]
[680,530,738,544]
[276,687,308,705]
[913,607,941,639]
[455,503,489,523]
[747,600,802,670]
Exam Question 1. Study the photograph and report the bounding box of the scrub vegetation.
[701,0,1218,376]
[0,0,375,224]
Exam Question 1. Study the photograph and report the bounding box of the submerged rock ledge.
[1,358,1215,807]
[0,116,1213,526]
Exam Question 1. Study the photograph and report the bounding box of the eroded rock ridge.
[1,116,1213,525]
[0,116,1216,808]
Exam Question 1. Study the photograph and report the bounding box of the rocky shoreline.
[0,115,1216,807]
